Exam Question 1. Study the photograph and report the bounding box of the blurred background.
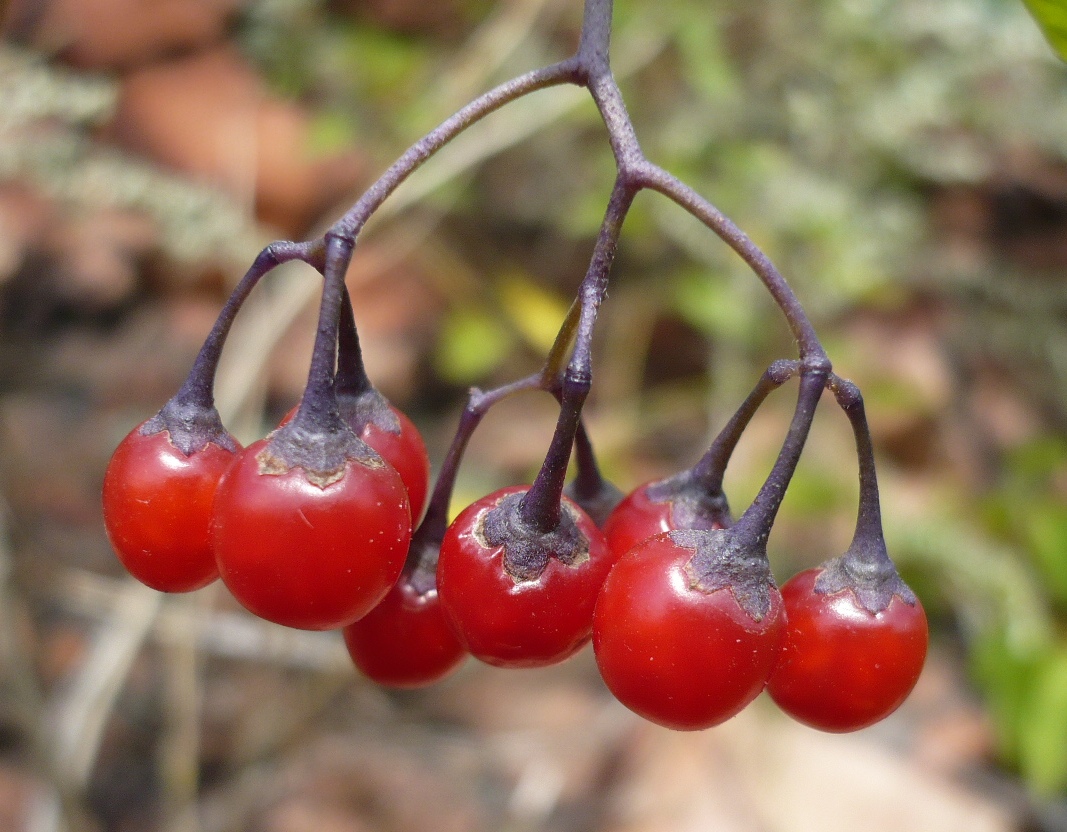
[0,0,1065,829]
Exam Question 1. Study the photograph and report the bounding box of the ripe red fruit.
[357,407,430,522]
[280,403,430,522]
[211,438,412,630]
[436,486,613,668]
[103,423,238,592]
[343,573,465,688]
[767,567,928,732]
[602,482,676,560]
[603,479,731,563]
[593,531,785,731]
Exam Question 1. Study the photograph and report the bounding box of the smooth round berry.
[343,577,465,688]
[603,481,678,560]
[603,480,729,562]
[361,407,430,523]
[593,532,785,731]
[436,486,613,668]
[103,423,238,592]
[211,438,411,630]
[767,567,928,732]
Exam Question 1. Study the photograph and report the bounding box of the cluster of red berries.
[101,3,928,736]
[103,278,927,734]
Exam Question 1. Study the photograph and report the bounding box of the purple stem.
[173,241,314,408]
[335,287,372,398]
[731,369,828,541]
[332,60,583,241]
[519,179,635,532]
[288,236,355,432]
[413,374,546,553]
[690,360,799,492]
[828,376,888,557]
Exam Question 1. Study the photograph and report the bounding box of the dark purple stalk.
[519,179,635,532]
[730,368,829,542]
[332,61,583,241]
[814,374,916,611]
[689,360,800,492]
[335,287,372,398]
[403,374,545,589]
[287,236,354,432]
[173,241,315,408]
[143,240,315,455]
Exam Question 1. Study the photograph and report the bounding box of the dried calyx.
[672,528,777,621]
[482,492,590,582]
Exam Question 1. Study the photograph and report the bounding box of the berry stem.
[335,287,372,398]
[568,419,608,502]
[416,373,546,549]
[634,164,829,370]
[520,179,635,532]
[690,359,800,492]
[827,376,888,561]
[331,60,582,241]
[173,240,316,409]
[732,368,828,542]
[288,235,355,434]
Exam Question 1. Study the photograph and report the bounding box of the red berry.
[343,575,465,688]
[362,407,430,523]
[436,486,613,668]
[211,438,411,630]
[767,567,928,732]
[603,480,729,562]
[103,423,237,592]
[603,481,679,560]
[593,532,785,731]
[280,403,430,521]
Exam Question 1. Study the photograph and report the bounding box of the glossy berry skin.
[603,483,674,561]
[603,482,728,563]
[343,578,466,688]
[211,439,412,630]
[362,408,430,523]
[103,424,237,592]
[437,486,613,668]
[593,533,785,731]
[281,405,430,522]
[767,567,928,733]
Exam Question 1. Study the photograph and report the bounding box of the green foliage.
[1020,649,1067,794]
[1023,0,1067,61]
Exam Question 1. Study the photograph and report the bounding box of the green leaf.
[1022,501,1067,606]
[1019,647,1067,795]
[1023,0,1067,62]
[969,628,1041,765]
[433,307,515,385]
[496,272,569,355]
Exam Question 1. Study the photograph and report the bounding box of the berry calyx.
[211,427,412,630]
[603,475,731,563]
[602,360,801,560]
[280,392,429,523]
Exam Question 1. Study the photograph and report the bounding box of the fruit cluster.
[102,0,927,735]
